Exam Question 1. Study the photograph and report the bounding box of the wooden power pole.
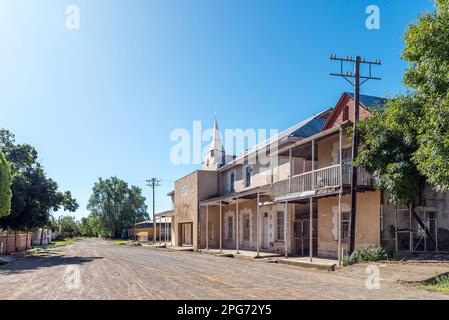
[330,55,381,254]
[146,178,161,244]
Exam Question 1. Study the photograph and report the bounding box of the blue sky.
[0,0,434,219]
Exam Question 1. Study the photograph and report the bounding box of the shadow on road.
[0,252,104,275]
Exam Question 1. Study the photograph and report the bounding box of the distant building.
[128,214,172,243]
[167,92,449,262]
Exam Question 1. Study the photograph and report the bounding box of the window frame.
[276,211,285,241]
[228,171,235,193]
[227,215,233,240]
[244,165,253,187]
[243,213,251,240]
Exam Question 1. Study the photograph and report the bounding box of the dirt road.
[0,238,447,300]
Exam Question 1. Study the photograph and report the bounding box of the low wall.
[0,233,33,255]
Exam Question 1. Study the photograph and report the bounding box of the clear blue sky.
[0,0,434,219]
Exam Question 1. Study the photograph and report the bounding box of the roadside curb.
[0,255,14,265]
[275,258,339,271]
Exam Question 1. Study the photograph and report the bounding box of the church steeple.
[209,113,224,152]
[203,114,226,170]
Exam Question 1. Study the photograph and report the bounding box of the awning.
[154,210,175,218]
[199,185,271,206]
[273,189,341,203]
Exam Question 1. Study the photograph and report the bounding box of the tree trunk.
[5,227,9,255]
[40,228,44,246]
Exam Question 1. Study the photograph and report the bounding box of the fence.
[0,231,33,255]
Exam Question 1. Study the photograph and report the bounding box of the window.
[245,166,252,187]
[343,106,349,122]
[276,212,285,241]
[228,172,235,192]
[342,148,352,165]
[243,214,250,240]
[227,216,233,239]
[341,211,351,240]
[341,148,352,180]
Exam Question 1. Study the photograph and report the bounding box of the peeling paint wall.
[317,191,381,258]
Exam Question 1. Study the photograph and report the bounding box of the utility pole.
[330,54,381,254]
[146,178,161,244]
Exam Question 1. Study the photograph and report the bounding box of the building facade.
[168,92,449,262]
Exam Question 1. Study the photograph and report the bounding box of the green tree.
[79,216,99,237]
[0,150,12,217]
[87,177,148,238]
[58,216,81,238]
[357,0,449,205]
[0,129,79,230]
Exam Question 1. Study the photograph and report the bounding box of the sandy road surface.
[0,238,447,300]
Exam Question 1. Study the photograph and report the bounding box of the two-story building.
[168,92,449,262]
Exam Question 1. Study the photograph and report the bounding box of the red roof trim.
[322,92,371,130]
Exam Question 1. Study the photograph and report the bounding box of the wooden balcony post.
[236,197,239,254]
[256,193,260,258]
[206,205,209,250]
[284,202,288,258]
[338,193,342,265]
[288,149,292,193]
[311,139,315,190]
[219,201,223,253]
[339,127,343,188]
[309,197,313,262]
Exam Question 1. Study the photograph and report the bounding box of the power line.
[330,54,381,254]
[146,178,161,244]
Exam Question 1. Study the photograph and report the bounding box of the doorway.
[262,212,270,249]
[181,223,193,246]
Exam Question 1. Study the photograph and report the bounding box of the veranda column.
[206,205,209,250]
[164,216,167,245]
[288,149,292,193]
[236,197,239,254]
[309,197,313,262]
[256,193,260,257]
[311,139,315,189]
[284,202,288,258]
[159,216,162,244]
[338,193,342,265]
[338,127,343,265]
[219,201,223,253]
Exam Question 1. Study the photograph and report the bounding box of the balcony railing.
[272,164,374,198]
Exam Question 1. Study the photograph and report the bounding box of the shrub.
[342,246,388,266]
[422,273,449,294]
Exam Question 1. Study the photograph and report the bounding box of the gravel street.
[0,238,448,300]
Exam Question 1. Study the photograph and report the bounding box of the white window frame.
[227,171,236,193]
[224,211,235,240]
[244,165,253,188]
[276,211,285,241]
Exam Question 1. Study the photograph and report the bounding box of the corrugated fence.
[0,232,32,255]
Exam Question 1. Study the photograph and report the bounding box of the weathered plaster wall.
[200,200,295,254]
[317,191,381,258]
[174,170,218,249]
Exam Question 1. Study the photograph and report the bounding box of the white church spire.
[209,113,224,152]
[203,114,226,170]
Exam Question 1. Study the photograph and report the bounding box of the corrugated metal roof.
[218,108,331,172]
[346,92,387,110]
